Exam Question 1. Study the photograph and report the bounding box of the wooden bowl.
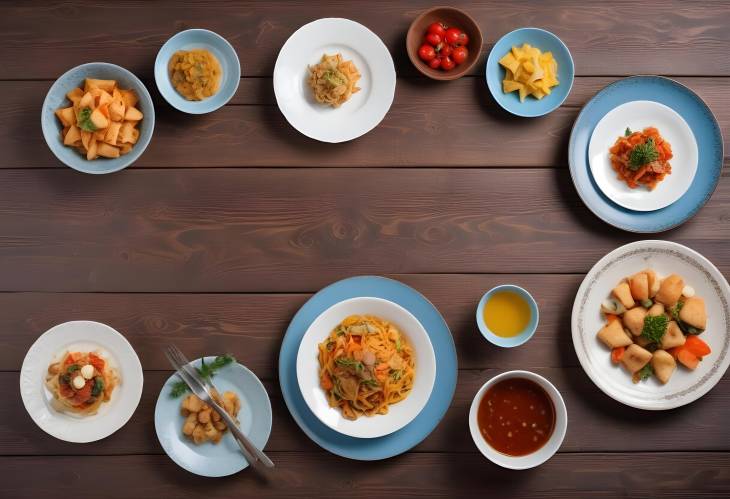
[406,6,483,81]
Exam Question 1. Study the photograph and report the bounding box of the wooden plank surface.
[0,169,728,292]
[4,77,728,168]
[3,452,730,499]
[3,1,730,497]
[4,370,730,456]
[2,1,730,78]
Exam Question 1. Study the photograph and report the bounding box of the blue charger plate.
[279,275,457,460]
[569,76,724,232]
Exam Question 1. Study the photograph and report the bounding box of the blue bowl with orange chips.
[485,27,574,117]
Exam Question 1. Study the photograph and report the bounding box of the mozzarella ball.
[72,375,86,389]
[80,364,95,379]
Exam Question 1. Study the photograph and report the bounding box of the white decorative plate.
[20,320,143,442]
[572,241,730,410]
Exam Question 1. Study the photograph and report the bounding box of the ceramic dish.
[41,62,155,174]
[273,18,396,143]
[20,320,143,443]
[296,296,436,438]
[155,29,241,114]
[572,240,730,410]
[469,370,567,469]
[588,100,698,211]
[485,27,574,117]
[406,6,483,81]
[155,357,272,477]
[279,276,457,460]
[569,76,724,232]
[476,285,539,348]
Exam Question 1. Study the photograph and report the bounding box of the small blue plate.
[155,29,240,114]
[41,62,155,174]
[155,357,272,477]
[476,284,539,348]
[279,276,457,460]
[569,76,724,232]
[486,27,574,117]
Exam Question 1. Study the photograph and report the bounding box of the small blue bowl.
[485,27,574,117]
[155,29,240,114]
[476,284,539,347]
[41,62,155,174]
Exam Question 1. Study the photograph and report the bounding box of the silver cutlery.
[164,344,275,469]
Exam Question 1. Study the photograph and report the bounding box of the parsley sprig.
[641,314,668,344]
[628,138,659,170]
[169,354,236,398]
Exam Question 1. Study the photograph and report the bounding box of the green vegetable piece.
[670,301,684,322]
[91,377,104,397]
[390,369,402,381]
[77,107,97,132]
[395,336,402,352]
[637,363,653,381]
[628,138,659,171]
[641,314,669,344]
[641,299,653,308]
[335,357,363,372]
[625,127,632,137]
[361,379,379,388]
[66,364,80,373]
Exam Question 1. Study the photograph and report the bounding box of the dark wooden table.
[2,1,729,497]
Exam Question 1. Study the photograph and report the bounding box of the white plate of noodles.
[296,297,436,438]
[273,18,396,143]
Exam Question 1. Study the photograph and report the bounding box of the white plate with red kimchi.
[20,320,143,443]
[588,100,698,212]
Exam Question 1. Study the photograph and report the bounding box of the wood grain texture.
[0,169,728,293]
[4,370,730,456]
[4,77,728,168]
[1,1,730,79]
[3,452,730,499]
[0,275,581,372]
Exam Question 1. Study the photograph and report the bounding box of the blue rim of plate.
[568,75,724,233]
[154,357,272,477]
[278,275,457,460]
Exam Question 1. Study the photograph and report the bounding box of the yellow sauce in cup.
[483,290,531,337]
[168,49,222,101]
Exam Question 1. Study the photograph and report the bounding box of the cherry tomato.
[426,22,447,38]
[452,45,468,64]
[440,56,455,71]
[418,44,436,62]
[438,43,452,57]
[444,27,468,46]
[428,57,442,69]
[424,32,442,46]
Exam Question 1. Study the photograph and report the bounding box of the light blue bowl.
[154,357,272,477]
[485,27,574,117]
[41,62,155,174]
[476,284,539,347]
[155,29,240,114]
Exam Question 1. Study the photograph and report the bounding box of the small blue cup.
[476,284,539,347]
[485,27,574,117]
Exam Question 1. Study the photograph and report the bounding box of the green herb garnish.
[77,107,97,132]
[361,379,379,388]
[169,354,236,398]
[335,357,363,372]
[670,300,684,321]
[395,336,402,352]
[628,138,659,170]
[637,363,653,381]
[66,364,80,373]
[641,314,668,344]
[91,376,104,397]
[625,127,632,137]
[390,369,402,381]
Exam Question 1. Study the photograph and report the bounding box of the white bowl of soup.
[296,296,436,438]
[469,370,567,469]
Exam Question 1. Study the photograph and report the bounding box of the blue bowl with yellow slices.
[486,27,574,117]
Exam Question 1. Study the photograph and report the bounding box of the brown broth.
[477,377,555,456]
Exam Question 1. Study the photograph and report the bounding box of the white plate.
[588,100,698,211]
[571,241,730,410]
[273,18,396,143]
[296,297,436,438]
[20,321,144,442]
